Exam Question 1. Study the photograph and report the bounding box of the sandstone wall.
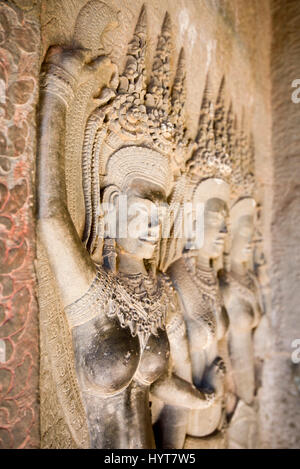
[258,0,300,449]
[0,1,40,448]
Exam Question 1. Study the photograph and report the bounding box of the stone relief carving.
[37,5,214,449]
[0,2,39,449]
[166,78,232,449]
[36,1,264,450]
[219,121,263,449]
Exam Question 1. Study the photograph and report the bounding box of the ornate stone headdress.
[81,6,191,255]
[230,112,256,201]
[186,75,233,187]
[187,79,256,203]
[159,75,232,271]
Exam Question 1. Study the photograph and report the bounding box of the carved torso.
[66,267,173,448]
[220,270,261,333]
[168,255,229,438]
[169,256,228,352]
[220,269,262,405]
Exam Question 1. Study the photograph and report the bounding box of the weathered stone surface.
[258,0,300,449]
[38,0,273,449]
[0,0,298,449]
[0,2,40,449]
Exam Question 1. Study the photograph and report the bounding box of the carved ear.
[101,184,120,238]
[88,185,119,265]
[102,184,120,207]
[100,185,120,271]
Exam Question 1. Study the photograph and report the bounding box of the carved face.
[200,198,228,259]
[114,179,166,260]
[231,214,254,264]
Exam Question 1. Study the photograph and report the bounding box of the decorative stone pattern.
[0,2,39,449]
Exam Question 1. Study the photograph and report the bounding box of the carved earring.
[102,238,117,273]
[223,250,231,272]
[223,216,231,272]
[148,243,159,277]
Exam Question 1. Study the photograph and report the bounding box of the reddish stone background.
[0,2,39,448]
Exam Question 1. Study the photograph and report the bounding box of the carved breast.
[221,273,260,333]
[72,313,170,397]
[66,266,172,397]
[134,329,170,386]
[72,315,141,396]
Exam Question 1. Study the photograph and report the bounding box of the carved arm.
[37,47,115,306]
[150,372,215,410]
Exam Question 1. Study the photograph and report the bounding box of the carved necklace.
[66,267,174,349]
[113,271,170,344]
[183,254,224,337]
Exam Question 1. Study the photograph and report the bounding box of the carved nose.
[148,223,160,239]
[220,222,228,234]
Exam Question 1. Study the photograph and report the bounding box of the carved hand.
[203,356,226,398]
[151,373,216,410]
[43,46,118,101]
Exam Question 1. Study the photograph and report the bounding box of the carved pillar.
[0,2,40,449]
